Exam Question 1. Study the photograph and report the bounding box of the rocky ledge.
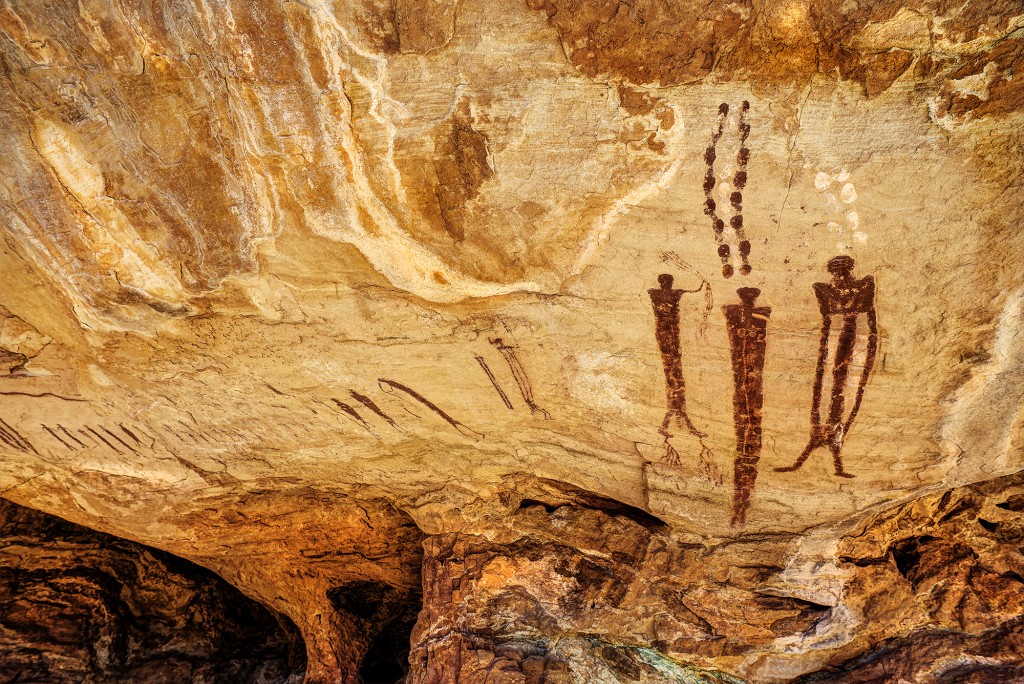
[0,0,1022,682]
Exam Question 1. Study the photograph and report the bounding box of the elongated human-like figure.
[723,288,770,526]
[489,337,550,419]
[650,274,706,439]
[776,256,878,478]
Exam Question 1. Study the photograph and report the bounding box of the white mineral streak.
[941,287,1024,482]
[853,8,932,52]
[739,533,856,679]
[20,119,190,331]
[569,127,687,278]
[257,3,555,303]
[933,11,1024,55]
[949,62,1000,102]
[32,120,186,303]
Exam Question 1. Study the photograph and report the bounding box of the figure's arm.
[810,315,830,428]
[809,284,831,428]
[813,282,831,316]
[844,279,878,435]
[677,279,706,295]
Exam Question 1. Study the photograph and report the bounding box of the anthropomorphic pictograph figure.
[776,256,878,478]
[649,274,706,441]
[723,288,770,526]
[489,337,550,419]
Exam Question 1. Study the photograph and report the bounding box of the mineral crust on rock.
[1,0,1023,681]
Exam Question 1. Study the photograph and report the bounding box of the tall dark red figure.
[649,274,706,441]
[723,287,770,526]
[776,256,878,478]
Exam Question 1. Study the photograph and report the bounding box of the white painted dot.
[814,172,832,191]
[841,183,857,204]
[847,210,860,229]
[837,168,850,182]
[853,231,868,243]
[827,221,842,233]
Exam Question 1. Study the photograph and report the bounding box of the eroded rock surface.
[0,498,306,683]
[1,0,1023,681]
[408,473,1024,683]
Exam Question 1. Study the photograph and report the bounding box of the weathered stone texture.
[0,497,306,682]
[1,0,1023,681]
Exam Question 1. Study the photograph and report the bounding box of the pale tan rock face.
[1,0,1023,681]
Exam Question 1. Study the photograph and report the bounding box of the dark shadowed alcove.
[0,498,307,683]
[327,579,423,683]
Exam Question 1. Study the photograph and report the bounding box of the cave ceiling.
[1,0,1023,681]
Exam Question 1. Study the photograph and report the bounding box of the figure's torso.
[813,276,875,316]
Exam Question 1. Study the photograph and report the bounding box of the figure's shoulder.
[721,303,741,320]
[854,275,876,309]
[649,288,683,303]
[855,275,876,299]
[812,282,832,314]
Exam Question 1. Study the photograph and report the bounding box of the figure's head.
[657,273,674,289]
[737,287,761,307]
[827,256,854,280]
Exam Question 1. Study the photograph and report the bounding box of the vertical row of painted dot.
[703,101,752,278]
[815,169,865,252]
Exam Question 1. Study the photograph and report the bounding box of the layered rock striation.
[1,0,1023,681]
